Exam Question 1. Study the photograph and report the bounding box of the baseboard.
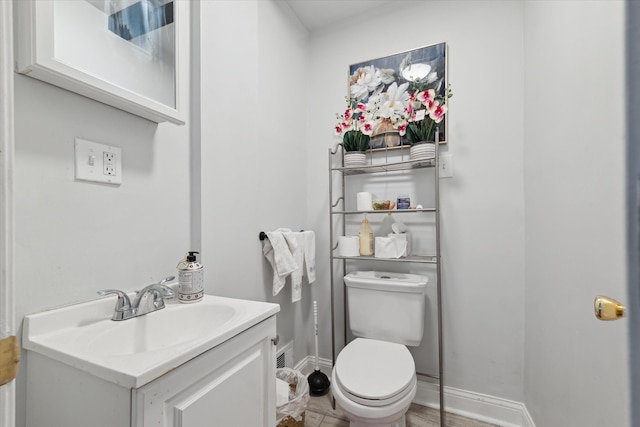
[414,381,536,427]
[294,355,535,427]
[293,355,333,376]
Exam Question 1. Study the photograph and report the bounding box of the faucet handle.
[135,284,175,299]
[97,289,132,312]
[132,284,175,315]
[157,284,175,299]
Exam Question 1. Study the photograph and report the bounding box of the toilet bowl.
[331,338,417,427]
[332,271,428,427]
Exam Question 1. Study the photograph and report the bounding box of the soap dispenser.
[359,217,374,256]
[177,251,204,303]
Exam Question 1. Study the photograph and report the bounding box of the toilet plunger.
[308,300,331,396]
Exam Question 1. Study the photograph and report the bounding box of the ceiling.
[283,0,395,32]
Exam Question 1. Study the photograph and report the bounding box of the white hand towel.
[279,228,298,254]
[262,239,288,296]
[302,230,316,284]
[287,232,305,302]
[264,230,298,296]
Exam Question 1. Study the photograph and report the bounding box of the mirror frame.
[14,0,185,125]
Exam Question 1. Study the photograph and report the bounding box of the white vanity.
[23,294,280,427]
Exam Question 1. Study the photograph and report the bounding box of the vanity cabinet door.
[133,316,276,427]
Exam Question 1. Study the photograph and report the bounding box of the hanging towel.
[302,230,316,284]
[262,239,286,295]
[287,232,305,302]
[263,229,298,296]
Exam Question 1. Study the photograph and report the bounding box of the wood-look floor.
[304,393,498,427]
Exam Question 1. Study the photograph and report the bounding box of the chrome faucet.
[98,277,175,321]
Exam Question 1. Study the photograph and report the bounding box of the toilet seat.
[334,338,416,407]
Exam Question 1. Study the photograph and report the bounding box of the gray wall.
[306,0,527,401]
[197,0,315,364]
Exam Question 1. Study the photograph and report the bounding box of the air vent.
[276,341,294,369]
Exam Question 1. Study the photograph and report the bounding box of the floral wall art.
[346,43,449,149]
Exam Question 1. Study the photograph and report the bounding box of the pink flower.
[429,104,448,123]
[396,121,408,136]
[405,102,414,118]
[361,122,375,136]
[334,124,343,136]
[423,98,438,113]
[341,120,352,131]
[344,108,353,121]
[417,89,435,105]
[356,103,367,113]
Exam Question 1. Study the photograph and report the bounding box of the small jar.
[397,194,410,210]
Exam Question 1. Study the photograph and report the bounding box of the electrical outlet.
[75,138,122,185]
[103,152,116,176]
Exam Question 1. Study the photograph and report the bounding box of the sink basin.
[81,303,238,356]
[23,293,280,388]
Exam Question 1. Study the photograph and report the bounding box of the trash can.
[276,368,309,427]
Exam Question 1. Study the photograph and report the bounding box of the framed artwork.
[15,0,185,125]
[349,42,448,148]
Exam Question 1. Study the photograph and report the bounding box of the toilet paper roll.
[388,233,410,257]
[356,192,372,211]
[337,236,360,257]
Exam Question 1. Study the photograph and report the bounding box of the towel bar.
[259,230,305,241]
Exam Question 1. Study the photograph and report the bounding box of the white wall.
[523,1,628,425]
[306,0,527,402]
[13,5,192,427]
[197,0,316,363]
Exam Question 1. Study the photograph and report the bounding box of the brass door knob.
[594,295,626,321]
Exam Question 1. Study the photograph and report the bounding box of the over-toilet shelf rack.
[328,136,445,426]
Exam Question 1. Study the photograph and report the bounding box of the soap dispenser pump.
[176,251,204,303]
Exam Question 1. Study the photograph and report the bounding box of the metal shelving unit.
[328,137,445,426]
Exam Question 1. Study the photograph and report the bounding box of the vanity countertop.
[23,294,280,388]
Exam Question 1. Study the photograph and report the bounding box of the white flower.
[374,82,410,119]
[350,66,382,100]
[378,68,396,84]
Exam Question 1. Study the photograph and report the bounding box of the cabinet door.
[134,317,276,427]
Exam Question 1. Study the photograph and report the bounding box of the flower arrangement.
[404,84,453,145]
[334,97,377,152]
[337,47,452,149]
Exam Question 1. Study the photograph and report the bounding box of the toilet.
[332,271,428,427]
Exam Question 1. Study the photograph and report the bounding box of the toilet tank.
[344,271,428,346]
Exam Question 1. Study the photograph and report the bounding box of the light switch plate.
[74,138,122,185]
[439,152,453,178]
